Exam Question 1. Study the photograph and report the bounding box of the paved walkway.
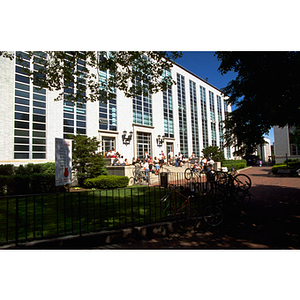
[95,166,300,249]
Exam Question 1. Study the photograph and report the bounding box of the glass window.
[14,145,29,151]
[32,138,46,145]
[15,105,29,113]
[15,112,29,121]
[33,100,46,108]
[33,131,46,137]
[33,108,46,115]
[15,82,30,91]
[14,137,29,144]
[15,74,30,84]
[33,115,46,122]
[15,121,29,129]
[64,119,74,126]
[14,153,29,159]
[33,87,46,94]
[32,153,46,159]
[64,112,74,119]
[15,89,30,99]
[15,129,29,137]
[33,93,46,101]
[32,146,46,152]
[33,123,46,131]
[15,97,30,106]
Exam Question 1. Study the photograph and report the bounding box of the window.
[163,70,174,138]
[14,51,47,160]
[177,73,188,157]
[190,80,199,157]
[200,86,208,148]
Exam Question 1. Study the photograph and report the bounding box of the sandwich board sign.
[55,138,72,186]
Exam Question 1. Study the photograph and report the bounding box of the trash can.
[160,172,168,188]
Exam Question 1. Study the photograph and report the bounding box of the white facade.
[257,137,271,163]
[0,52,233,166]
[274,125,300,163]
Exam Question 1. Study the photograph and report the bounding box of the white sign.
[55,138,72,186]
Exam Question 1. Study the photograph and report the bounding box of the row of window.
[14,51,47,159]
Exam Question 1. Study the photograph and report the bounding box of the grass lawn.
[1,186,195,244]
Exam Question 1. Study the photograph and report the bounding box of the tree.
[0,51,182,103]
[216,51,300,156]
[202,146,225,162]
[71,134,108,186]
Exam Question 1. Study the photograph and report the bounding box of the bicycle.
[214,170,252,191]
[129,164,148,186]
[184,165,215,182]
[160,185,199,231]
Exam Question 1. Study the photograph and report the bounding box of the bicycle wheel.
[178,205,199,231]
[233,174,251,191]
[202,204,223,227]
[128,177,137,186]
[184,168,194,180]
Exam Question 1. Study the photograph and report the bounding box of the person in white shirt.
[208,157,214,169]
[144,159,150,182]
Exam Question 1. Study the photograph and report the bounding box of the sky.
[174,51,274,145]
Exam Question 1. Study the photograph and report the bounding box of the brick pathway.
[95,166,300,249]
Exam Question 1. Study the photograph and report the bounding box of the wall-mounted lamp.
[156,135,165,147]
[122,130,133,145]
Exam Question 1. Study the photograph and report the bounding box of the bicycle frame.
[162,187,192,215]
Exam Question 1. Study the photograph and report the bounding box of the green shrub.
[272,163,300,174]
[84,175,129,189]
[222,159,247,170]
[0,164,14,176]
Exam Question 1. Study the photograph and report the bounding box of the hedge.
[222,159,247,171]
[271,162,300,174]
[0,174,57,196]
[84,175,130,189]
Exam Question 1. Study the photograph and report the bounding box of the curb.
[1,221,177,249]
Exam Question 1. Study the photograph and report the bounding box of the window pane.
[15,74,30,84]
[33,93,46,101]
[15,89,30,99]
[15,121,29,129]
[32,138,46,144]
[15,129,29,136]
[33,123,46,130]
[14,137,29,144]
[14,145,29,151]
[15,97,30,105]
[15,82,30,91]
[14,153,29,159]
[33,131,46,137]
[32,146,46,152]
[15,105,29,113]
[33,101,46,108]
[33,115,46,122]
[33,108,46,115]
[15,113,29,121]
[33,153,46,159]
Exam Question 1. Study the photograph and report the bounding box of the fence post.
[78,192,82,236]
[15,197,19,246]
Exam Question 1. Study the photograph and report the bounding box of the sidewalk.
[96,166,300,249]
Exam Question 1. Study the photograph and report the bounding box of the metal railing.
[0,172,215,247]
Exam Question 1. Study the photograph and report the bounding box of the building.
[0,51,233,166]
[274,125,300,163]
[257,137,272,163]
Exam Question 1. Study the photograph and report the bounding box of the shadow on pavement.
[105,184,300,250]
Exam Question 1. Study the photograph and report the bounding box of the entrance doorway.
[166,142,174,163]
[136,132,151,160]
[102,137,115,153]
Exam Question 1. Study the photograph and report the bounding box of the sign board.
[55,138,72,186]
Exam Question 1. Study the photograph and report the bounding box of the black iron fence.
[0,172,216,247]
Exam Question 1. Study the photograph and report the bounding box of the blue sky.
[174,51,274,145]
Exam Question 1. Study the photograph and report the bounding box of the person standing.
[144,159,150,182]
